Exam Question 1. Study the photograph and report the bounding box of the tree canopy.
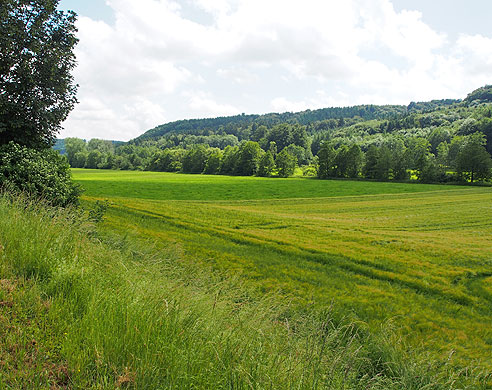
[0,0,78,149]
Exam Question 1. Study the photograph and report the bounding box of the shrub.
[0,142,81,206]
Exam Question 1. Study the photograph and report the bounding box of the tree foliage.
[0,0,78,149]
[0,142,81,206]
[275,149,296,178]
[455,133,492,183]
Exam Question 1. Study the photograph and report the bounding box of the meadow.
[72,169,492,373]
[2,191,471,389]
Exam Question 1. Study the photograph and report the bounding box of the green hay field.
[73,169,492,371]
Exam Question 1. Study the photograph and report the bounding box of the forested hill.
[62,85,492,183]
[133,101,459,144]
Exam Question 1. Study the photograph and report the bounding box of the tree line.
[64,127,492,184]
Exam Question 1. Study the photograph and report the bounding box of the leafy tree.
[428,128,451,153]
[333,145,350,178]
[266,124,293,151]
[405,138,431,170]
[317,142,336,179]
[285,144,308,166]
[477,117,492,154]
[464,85,492,104]
[73,151,87,168]
[447,136,465,168]
[235,141,262,176]
[251,124,268,142]
[0,142,81,206]
[268,141,277,157]
[375,146,392,180]
[275,149,296,178]
[147,149,184,172]
[182,145,209,174]
[363,145,379,179]
[455,133,492,182]
[415,152,439,183]
[220,145,239,175]
[88,138,114,154]
[64,137,87,167]
[203,149,222,174]
[345,144,363,178]
[257,151,275,177]
[458,118,479,136]
[0,0,78,149]
[436,142,449,168]
[385,138,409,180]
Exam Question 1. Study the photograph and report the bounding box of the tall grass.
[0,192,488,389]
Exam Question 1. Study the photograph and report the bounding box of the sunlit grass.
[4,193,484,388]
[72,169,492,374]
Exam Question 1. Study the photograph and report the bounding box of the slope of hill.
[132,104,415,144]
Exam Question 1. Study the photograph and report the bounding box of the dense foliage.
[61,87,492,184]
[0,0,80,206]
[0,0,78,149]
[0,142,81,206]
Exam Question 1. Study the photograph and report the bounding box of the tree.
[275,149,296,178]
[203,149,222,174]
[333,145,350,178]
[0,0,78,149]
[375,146,392,180]
[455,133,492,183]
[345,144,363,178]
[182,145,209,174]
[235,141,261,176]
[363,145,379,179]
[257,151,275,177]
[317,142,336,179]
[65,137,86,167]
[220,145,239,175]
[0,142,81,206]
[415,152,439,183]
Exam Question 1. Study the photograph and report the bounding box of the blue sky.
[57,0,492,141]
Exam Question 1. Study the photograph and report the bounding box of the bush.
[0,142,81,206]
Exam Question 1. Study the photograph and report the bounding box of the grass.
[72,169,492,375]
[72,168,466,201]
[1,193,480,389]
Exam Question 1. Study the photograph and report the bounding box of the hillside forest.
[60,86,492,183]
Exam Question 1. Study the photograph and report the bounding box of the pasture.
[73,169,492,370]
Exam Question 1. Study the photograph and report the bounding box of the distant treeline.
[62,86,492,184]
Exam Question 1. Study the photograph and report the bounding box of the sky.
[57,0,492,141]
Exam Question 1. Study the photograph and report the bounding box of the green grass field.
[72,169,492,373]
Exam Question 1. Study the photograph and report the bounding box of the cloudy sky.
[57,0,492,141]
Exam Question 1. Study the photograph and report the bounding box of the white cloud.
[183,90,241,117]
[60,0,492,141]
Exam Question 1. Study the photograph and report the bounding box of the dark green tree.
[415,152,439,183]
[182,145,209,174]
[317,142,336,179]
[333,145,350,178]
[235,141,262,176]
[203,149,222,174]
[64,137,87,167]
[220,145,239,175]
[455,133,492,183]
[0,142,81,206]
[276,149,296,178]
[0,0,78,149]
[363,145,379,179]
[375,146,392,180]
[257,150,275,177]
[345,144,363,178]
